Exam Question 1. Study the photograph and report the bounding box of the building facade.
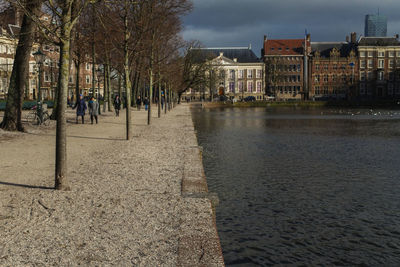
[184,47,265,101]
[262,35,311,100]
[365,14,387,37]
[309,35,358,100]
[357,36,400,99]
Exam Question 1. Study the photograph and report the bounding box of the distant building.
[357,36,400,98]
[365,14,387,37]
[309,33,358,100]
[184,46,265,101]
[262,35,311,100]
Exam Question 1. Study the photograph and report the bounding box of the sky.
[182,0,400,57]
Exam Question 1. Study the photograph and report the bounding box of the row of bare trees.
[0,0,214,190]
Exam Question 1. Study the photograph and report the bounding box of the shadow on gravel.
[67,135,125,141]
[0,181,54,190]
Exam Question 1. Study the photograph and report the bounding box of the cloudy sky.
[182,0,400,56]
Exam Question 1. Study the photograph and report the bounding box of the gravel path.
[0,104,224,266]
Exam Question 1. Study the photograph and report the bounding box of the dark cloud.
[183,0,400,56]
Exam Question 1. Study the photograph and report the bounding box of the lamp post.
[33,49,46,124]
[96,67,102,115]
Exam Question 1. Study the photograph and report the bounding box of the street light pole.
[33,49,46,124]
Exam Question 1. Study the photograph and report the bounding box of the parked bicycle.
[25,104,50,126]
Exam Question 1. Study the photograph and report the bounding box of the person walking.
[144,97,149,111]
[136,96,142,111]
[114,95,121,116]
[73,94,87,124]
[88,96,99,124]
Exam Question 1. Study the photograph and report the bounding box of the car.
[244,96,256,102]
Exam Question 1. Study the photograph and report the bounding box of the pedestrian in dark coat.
[88,97,99,124]
[73,94,87,124]
[114,95,121,116]
[143,97,149,111]
[136,96,142,111]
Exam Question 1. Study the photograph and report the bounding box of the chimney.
[219,52,223,57]
[396,34,399,39]
[350,32,357,44]
[249,44,252,50]
[306,34,311,42]
[264,35,267,41]
[346,36,349,42]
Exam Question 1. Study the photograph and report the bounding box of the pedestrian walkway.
[0,104,224,266]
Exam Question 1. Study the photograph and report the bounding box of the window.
[378,51,385,57]
[229,82,235,92]
[378,59,384,68]
[397,51,400,57]
[342,75,346,82]
[333,64,337,70]
[315,64,320,70]
[257,81,262,92]
[69,75,73,83]
[368,60,373,69]
[367,71,373,81]
[86,75,90,84]
[247,69,253,78]
[314,74,320,82]
[360,72,365,81]
[238,70,244,79]
[368,51,373,57]
[229,70,235,79]
[297,64,301,72]
[238,81,244,92]
[378,71,384,81]
[332,74,337,81]
[86,63,90,70]
[360,83,366,95]
[388,83,394,95]
[360,60,366,69]
[324,64,328,70]
[323,74,328,82]
[323,86,328,94]
[341,64,346,70]
[360,51,366,57]
[256,69,262,78]
[389,51,395,57]
[44,72,50,82]
[389,60,394,69]
[315,86,320,95]
[247,81,253,92]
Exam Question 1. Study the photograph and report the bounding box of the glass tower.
[365,14,387,37]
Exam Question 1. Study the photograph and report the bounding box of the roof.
[358,37,400,46]
[190,47,261,63]
[311,42,356,57]
[264,39,309,56]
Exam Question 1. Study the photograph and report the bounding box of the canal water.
[191,106,400,266]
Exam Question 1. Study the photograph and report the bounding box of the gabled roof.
[311,42,357,57]
[358,37,400,46]
[190,47,261,63]
[264,39,309,56]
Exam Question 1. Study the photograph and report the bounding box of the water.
[191,106,400,266]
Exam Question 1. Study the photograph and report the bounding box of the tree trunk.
[106,63,112,111]
[0,1,41,131]
[75,59,80,100]
[124,5,132,140]
[55,10,74,191]
[158,72,161,118]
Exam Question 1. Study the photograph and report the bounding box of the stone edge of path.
[178,107,225,267]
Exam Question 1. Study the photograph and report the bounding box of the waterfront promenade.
[0,104,224,266]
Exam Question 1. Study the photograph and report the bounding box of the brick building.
[309,34,358,100]
[262,35,311,100]
[0,4,101,101]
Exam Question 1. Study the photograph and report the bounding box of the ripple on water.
[192,107,400,266]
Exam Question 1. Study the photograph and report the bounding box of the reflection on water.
[192,107,400,266]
